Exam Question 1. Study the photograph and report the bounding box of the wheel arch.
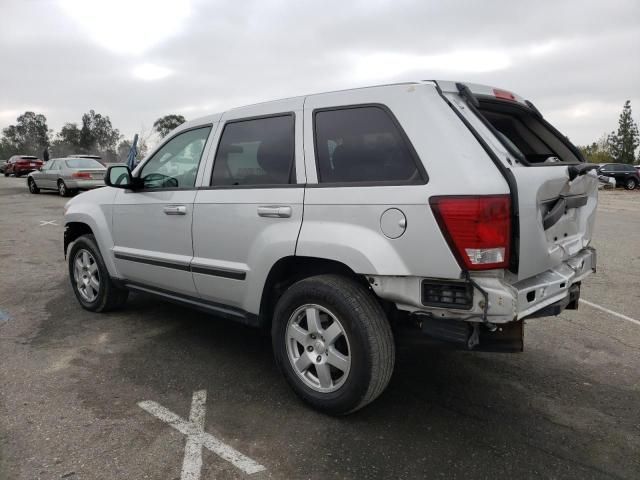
[64,222,94,257]
[257,255,376,328]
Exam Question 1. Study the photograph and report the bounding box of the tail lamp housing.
[430,195,511,271]
[72,172,92,179]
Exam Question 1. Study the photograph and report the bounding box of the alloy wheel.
[73,249,100,302]
[285,304,351,393]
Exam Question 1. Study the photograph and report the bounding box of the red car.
[4,155,43,177]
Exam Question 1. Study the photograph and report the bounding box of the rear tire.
[625,178,637,190]
[58,179,70,197]
[68,234,128,312]
[272,274,394,415]
[28,178,40,194]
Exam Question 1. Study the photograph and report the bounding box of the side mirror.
[105,165,134,188]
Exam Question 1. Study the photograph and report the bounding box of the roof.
[183,81,427,129]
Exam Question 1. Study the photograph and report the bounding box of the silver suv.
[64,81,598,414]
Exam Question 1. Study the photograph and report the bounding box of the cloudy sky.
[1,0,638,147]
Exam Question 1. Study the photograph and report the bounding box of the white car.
[63,81,598,414]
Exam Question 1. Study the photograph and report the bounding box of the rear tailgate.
[435,80,598,281]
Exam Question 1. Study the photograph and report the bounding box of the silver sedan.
[27,157,107,196]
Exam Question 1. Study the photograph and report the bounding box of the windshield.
[65,158,104,169]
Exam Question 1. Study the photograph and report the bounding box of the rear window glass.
[479,102,580,165]
[65,158,104,169]
[211,115,294,186]
[313,106,421,184]
[20,156,38,160]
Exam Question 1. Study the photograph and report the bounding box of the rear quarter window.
[313,105,424,184]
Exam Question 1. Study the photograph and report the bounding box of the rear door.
[45,160,61,188]
[191,98,305,316]
[36,160,53,188]
[436,81,598,280]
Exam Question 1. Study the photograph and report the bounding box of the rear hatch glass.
[478,99,580,165]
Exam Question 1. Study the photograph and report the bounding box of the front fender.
[64,188,120,278]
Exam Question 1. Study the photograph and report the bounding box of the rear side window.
[211,114,294,186]
[313,106,422,184]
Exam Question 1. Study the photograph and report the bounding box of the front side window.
[140,126,211,189]
[314,106,421,184]
[211,115,294,186]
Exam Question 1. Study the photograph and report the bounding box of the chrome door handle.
[257,205,292,218]
[163,205,187,215]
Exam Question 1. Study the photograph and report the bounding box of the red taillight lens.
[72,172,92,179]
[430,195,511,270]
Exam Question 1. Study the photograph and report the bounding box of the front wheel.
[68,234,128,312]
[28,178,40,194]
[625,178,637,190]
[272,274,395,415]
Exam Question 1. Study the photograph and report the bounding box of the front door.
[112,125,213,296]
[192,100,305,316]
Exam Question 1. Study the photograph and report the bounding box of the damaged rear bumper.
[370,247,596,324]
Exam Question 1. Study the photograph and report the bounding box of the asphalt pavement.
[0,175,639,479]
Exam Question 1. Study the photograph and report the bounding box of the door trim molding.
[114,251,247,280]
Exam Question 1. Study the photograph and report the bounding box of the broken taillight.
[430,195,511,270]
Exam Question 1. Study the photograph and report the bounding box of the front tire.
[625,178,637,190]
[28,178,40,194]
[68,234,128,312]
[272,274,394,415]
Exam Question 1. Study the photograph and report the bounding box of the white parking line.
[580,299,640,326]
[138,390,266,479]
[39,220,58,226]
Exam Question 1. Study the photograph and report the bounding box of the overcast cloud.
[1,0,638,146]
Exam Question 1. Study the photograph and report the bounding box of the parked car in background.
[28,157,106,196]
[68,154,102,161]
[0,160,7,174]
[4,155,43,177]
[597,163,639,190]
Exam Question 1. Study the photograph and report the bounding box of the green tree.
[1,111,50,156]
[50,122,82,157]
[153,114,186,138]
[607,100,639,164]
[78,110,120,153]
[117,139,132,163]
[578,135,614,164]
